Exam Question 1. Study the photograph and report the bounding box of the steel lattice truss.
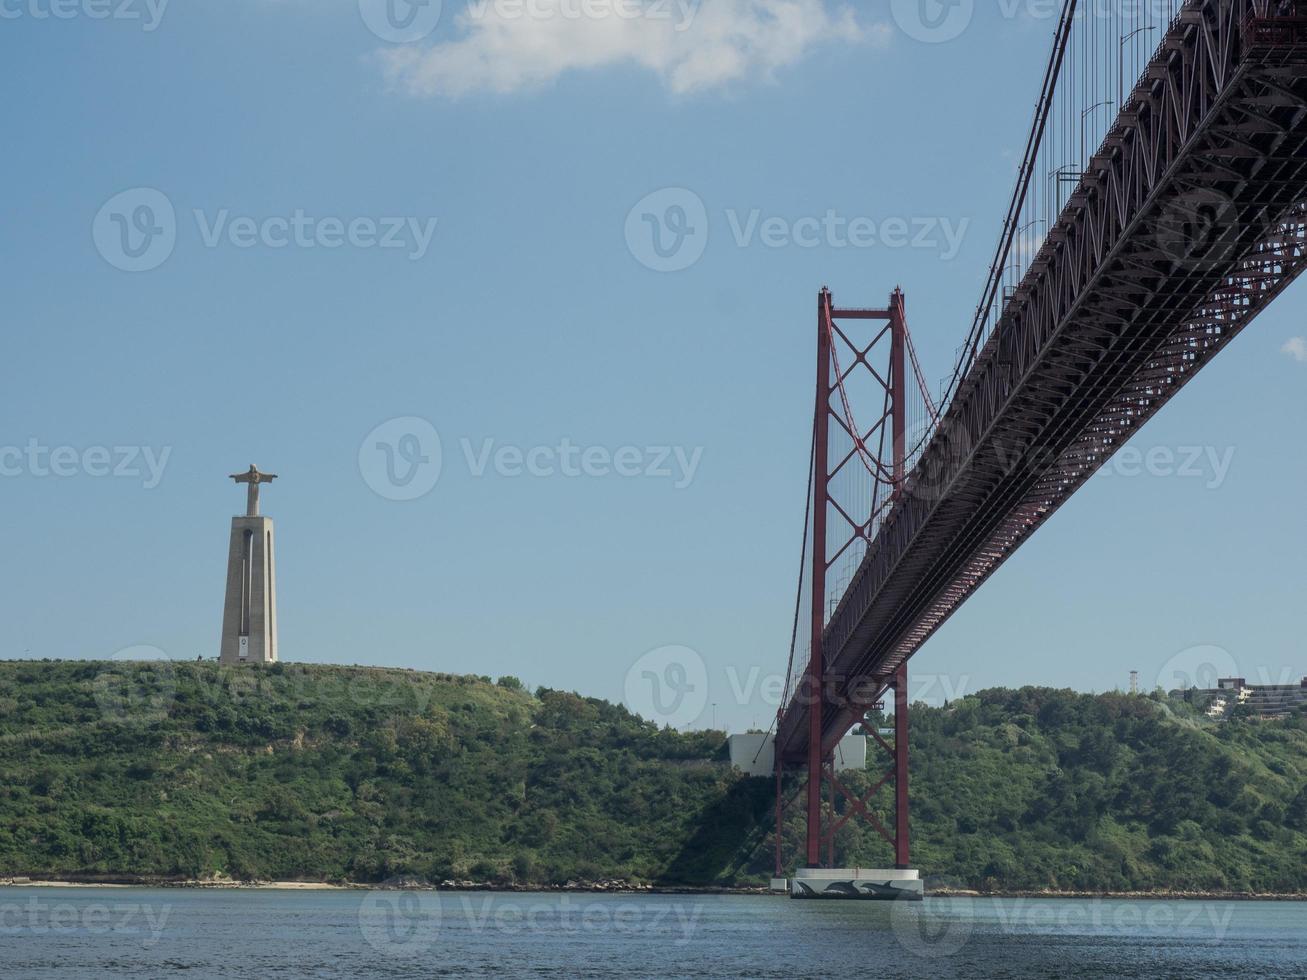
[778,0,1307,762]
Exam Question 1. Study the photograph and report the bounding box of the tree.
[1288,786,1307,831]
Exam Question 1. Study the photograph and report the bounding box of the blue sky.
[2,0,1304,734]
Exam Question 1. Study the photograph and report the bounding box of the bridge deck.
[778,0,1307,763]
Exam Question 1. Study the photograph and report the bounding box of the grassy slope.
[0,662,1304,891]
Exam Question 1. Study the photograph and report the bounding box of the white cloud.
[378,0,879,98]
[1284,337,1307,363]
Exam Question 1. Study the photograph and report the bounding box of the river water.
[0,887,1304,978]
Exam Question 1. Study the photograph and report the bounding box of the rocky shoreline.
[0,874,763,895]
[931,887,1307,902]
[2,875,1304,900]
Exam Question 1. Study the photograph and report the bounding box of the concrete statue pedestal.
[218,465,279,665]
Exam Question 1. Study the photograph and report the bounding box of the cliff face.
[1,661,1304,892]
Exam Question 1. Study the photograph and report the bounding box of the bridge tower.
[777,287,927,899]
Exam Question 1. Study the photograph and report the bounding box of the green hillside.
[0,661,1304,892]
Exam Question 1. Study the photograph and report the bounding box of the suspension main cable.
[941,0,1081,413]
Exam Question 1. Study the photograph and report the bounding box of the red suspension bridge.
[770,0,1307,897]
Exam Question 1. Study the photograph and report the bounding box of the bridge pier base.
[790,867,922,901]
[772,667,917,898]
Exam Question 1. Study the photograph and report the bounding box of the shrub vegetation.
[0,662,1303,891]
